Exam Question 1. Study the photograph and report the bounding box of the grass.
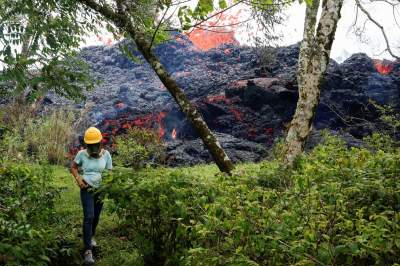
[49,163,261,265]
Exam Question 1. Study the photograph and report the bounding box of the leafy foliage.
[0,104,76,164]
[0,163,60,265]
[0,0,99,101]
[371,101,400,137]
[114,127,166,169]
[103,134,400,265]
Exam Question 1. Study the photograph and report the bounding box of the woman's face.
[87,143,101,158]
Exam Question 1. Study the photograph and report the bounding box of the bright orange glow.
[171,128,177,140]
[374,59,394,75]
[206,94,243,121]
[101,111,168,139]
[186,9,242,50]
[187,29,238,50]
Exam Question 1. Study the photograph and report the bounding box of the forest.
[0,0,399,265]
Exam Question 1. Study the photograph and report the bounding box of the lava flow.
[100,111,168,145]
[374,59,394,75]
[187,28,238,51]
[171,128,177,140]
[186,8,241,50]
[206,94,244,121]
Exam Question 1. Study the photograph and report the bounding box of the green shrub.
[0,163,61,265]
[101,168,211,265]
[114,127,166,170]
[103,135,400,266]
[365,132,399,153]
[30,110,75,164]
[0,106,75,165]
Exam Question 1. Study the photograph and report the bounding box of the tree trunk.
[78,0,234,173]
[134,32,234,173]
[284,0,344,167]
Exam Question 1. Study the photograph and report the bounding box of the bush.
[114,127,166,169]
[102,135,400,265]
[0,105,75,165]
[101,169,200,265]
[365,132,399,153]
[0,163,61,265]
[29,110,75,164]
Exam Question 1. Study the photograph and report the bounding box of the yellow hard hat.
[84,127,103,144]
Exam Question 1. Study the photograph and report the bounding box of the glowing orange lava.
[171,128,177,140]
[186,9,241,50]
[374,59,394,75]
[187,29,238,50]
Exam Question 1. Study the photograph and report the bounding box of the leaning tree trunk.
[284,0,344,167]
[78,0,234,173]
[134,33,234,173]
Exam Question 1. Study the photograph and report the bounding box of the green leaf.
[119,43,142,64]
[194,0,214,19]
[299,0,313,6]
[219,0,227,9]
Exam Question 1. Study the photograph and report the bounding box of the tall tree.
[284,0,344,166]
[74,0,234,173]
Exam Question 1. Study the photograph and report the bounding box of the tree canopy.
[0,0,100,100]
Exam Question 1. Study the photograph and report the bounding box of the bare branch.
[149,5,170,51]
[188,0,246,31]
[355,0,400,59]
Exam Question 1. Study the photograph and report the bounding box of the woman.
[71,127,112,265]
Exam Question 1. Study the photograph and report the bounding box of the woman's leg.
[92,191,104,237]
[80,188,94,251]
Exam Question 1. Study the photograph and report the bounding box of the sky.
[269,0,400,62]
[84,0,400,63]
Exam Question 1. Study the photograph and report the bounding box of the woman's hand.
[71,161,88,189]
[77,178,88,189]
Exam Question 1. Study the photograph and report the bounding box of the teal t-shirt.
[74,149,113,188]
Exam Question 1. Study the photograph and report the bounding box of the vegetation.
[114,127,166,170]
[0,104,75,165]
[101,134,400,265]
[1,129,399,265]
[0,163,60,265]
[0,0,97,101]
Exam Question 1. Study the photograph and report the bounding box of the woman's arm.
[71,161,88,189]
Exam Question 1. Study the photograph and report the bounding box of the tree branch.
[355,0,400,60]
[77,0,129,31]
[188,0,246,31]
[149,4,170,51]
